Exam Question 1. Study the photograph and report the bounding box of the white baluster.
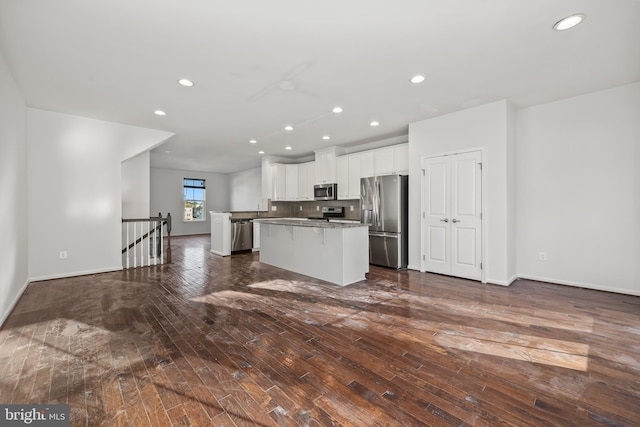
[153,220,158,265]
[133,222,137,268]
[159,221,164,264]
[126,222,130,269]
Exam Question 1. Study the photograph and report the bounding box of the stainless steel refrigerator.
[360,175,408,269]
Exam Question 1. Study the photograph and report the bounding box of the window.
[183,178,206,221]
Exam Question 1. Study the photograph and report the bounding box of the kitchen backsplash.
[231,199,361,221]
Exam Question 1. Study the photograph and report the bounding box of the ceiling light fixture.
[154,110,166,116]
[285,146,292,150]
[332,107,343,113]
[553,13,586,31]
[285,126,293,131]
[410,75,425,84]
[370,121,379,127]
[178,78,194,87]
[259,150,265,154]
[249,139,257,144]
[322,135,330,140]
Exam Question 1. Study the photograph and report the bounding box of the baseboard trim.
[516,274,640,297]
[485,274,518,287]
[407,264,421,271]
[29,266,123,283]
[0,278,30,328]
[210,249,230,257]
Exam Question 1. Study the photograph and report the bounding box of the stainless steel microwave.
[314,183,337,200]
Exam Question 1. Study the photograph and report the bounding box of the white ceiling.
[1,0,639,173]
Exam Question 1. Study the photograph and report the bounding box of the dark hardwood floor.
[1,235,639,426]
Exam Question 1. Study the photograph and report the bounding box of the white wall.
[150,167,230,236]
[27,109,173,281]
[516,83,640,295]
[229,167,262,212]
[0,50,28,325]
[121,151,150,219]
[408,100,514,285]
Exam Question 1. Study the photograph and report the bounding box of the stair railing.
[121,212,172,268]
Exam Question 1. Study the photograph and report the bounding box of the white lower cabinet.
[252,221,260,250]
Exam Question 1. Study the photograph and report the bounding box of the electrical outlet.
[316,206,319,211]
[271,206,277,211]
[59,251,68,259]
[539,252,547,261]
[299,206,302,211]
[350,205,354,212]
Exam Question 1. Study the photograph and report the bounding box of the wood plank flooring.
[1,234,639,426]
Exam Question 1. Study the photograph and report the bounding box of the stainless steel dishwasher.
[231,220,253,252]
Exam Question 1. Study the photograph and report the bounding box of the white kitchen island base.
[257,219,369,286]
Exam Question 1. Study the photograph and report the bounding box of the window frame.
[183,178,206,222]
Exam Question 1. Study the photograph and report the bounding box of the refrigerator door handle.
[369,231,399,238]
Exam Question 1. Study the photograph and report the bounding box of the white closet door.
[422,151,482,281]
[424,157,451,275]
[450,151,482,280]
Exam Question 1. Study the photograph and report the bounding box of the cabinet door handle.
[452,219,460,223]
[440,218,449,223]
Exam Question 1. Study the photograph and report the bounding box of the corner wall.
[0,50,28,325]
[516,82,640,295]
[122,151,151,219]
[27,109,173,281]
[408,100,513,285]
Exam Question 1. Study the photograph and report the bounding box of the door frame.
[420,147,486,283]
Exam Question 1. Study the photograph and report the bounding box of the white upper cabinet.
[348,154,362,199]
[314,146,345,184]
[298,161,315,201]
[374,147,395,176]
[337,156,349,199]
[272,163,300,201]
[360,151,374,179]
[269,144,406,202]
[337,153,363,200]
[374,143,408,176]
[393,144,409,174]
[271,163,286,201]
[285,164,299,201]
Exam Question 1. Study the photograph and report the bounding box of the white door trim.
[420,147,486,283]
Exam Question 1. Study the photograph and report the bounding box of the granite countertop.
[253,218,366,229]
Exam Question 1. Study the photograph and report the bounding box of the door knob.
[440,218,449,223]
[452,219,460,223]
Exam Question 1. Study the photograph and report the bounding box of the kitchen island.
[254,218,369,286]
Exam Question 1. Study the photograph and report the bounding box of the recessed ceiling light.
[178,78,194,87]
[154,110,166,116]
[332,107,343,113]
[553,13,586,31]
[370,121,379,127]
[258,150,265,154]
[285,146,292,150]
[285,126,293,131]
[410,75,425,84]
[322,135,330,140]
[249,139,257,144]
